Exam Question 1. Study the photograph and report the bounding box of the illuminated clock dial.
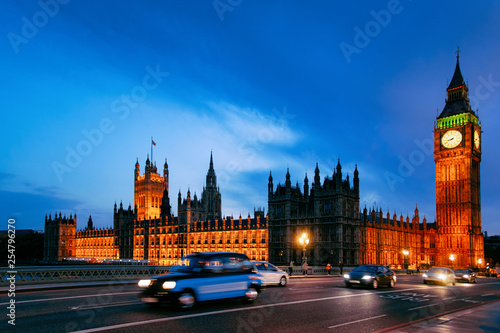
[441,130,462,148]
[474,129,480,149]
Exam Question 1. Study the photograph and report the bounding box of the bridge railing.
[1,265,171,286]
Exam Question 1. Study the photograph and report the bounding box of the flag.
[152,140,156,146]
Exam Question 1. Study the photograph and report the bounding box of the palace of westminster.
[44,55,485,269]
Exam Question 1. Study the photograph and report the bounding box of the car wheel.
[372,279,378,289]
[279,276,287,287]
[423,280,427,284]
[345,282,351,288]
[176,291,196,310]
[389,278,395,288]
[243,286,259,303]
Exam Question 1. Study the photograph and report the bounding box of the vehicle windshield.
[454,269,467,274]
[352,265,377,273]
[169,255,208,273]
[428,267,447,274]
[169,254,253,273]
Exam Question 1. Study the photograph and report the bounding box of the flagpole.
[151,137,153,164]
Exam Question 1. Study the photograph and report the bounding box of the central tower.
[134,155,169,220]
[434,51,484,268]
[202,151,222,221]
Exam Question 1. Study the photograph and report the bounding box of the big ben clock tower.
[434,50,484,269]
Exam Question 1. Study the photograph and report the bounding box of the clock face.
[441,130,462,148]
[474,129,480,149]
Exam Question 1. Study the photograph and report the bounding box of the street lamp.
[478,258,483,268]
[403,249,409,273]
[299,233,309,265]
[449,254,455,270]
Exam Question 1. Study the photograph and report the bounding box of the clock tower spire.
[434,50,483,269]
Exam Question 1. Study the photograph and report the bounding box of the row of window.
[135,238,267,246]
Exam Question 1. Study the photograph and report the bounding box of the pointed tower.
[160,186,171,217]
[163,158,169,194]
[353,164,359,194]
[314,163,321,189]
[202,151,222,221]
[268,171,274,198]
[434,49,483,268]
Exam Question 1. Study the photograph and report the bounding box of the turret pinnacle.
[438,48,472,119]
[447,47,465,90]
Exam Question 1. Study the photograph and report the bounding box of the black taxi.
[138,252,263,310]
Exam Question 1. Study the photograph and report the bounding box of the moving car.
[454,268,476,283]
[253,261,289,287]
[423,267,455,285]
[344,264,396,289]
[138,252,263,310]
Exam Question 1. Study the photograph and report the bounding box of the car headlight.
[362,275,373,280]
[162,281,176,289]
[393,276,397,282]
[438,274,446,280]
[463,274,469,278]
[343,274,350,279]
[138,279,152,288]
[422,273,428,278]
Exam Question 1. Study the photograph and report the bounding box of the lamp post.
[478,258,483,269]
[299,233,309,265]
[449,254,455,270]
[403,249,409,273]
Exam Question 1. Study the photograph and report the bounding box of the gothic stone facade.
[267,161,361,266]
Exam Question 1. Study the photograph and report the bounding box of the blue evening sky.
[1,1,499,235]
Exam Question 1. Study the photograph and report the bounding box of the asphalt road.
[2,276,500,333]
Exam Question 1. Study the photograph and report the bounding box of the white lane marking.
[0,292,138,306]
[328,314,387,329]
[71,288,424,333]
[71,301,141,310]
[481,293,494,297]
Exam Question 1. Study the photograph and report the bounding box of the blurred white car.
[253,261,289,287]
[423,267,456,286]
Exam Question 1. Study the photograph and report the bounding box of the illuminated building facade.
[360,206,439,269]
[44,153,268,264]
